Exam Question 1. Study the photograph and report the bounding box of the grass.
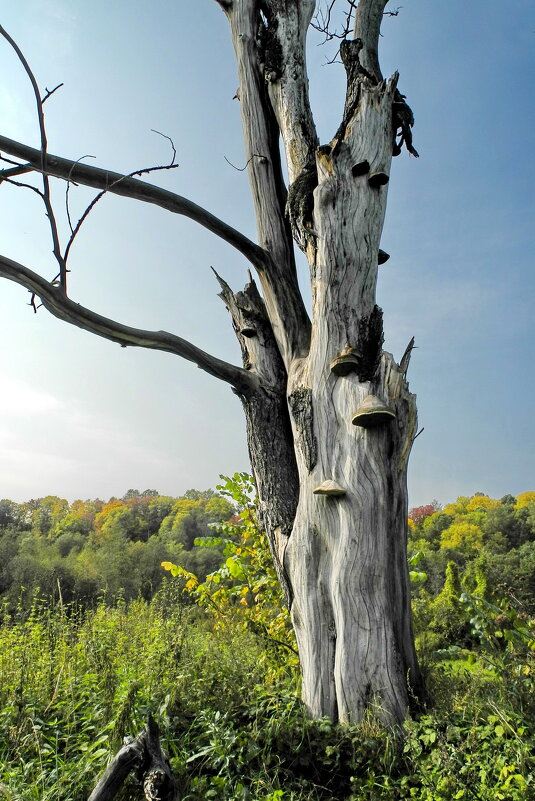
[0,589,534,801]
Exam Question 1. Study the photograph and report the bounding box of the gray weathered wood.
[0,0,424,725]
[221,0,423,725]
[88,716,177,801]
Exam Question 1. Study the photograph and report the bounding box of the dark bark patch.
[242,390,298,607]
[357,305,384,381]
[286,160,318,250]
[288,387,317,471]
[257,6,283,81]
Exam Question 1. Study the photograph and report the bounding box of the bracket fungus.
[239,326,256,338]
[367,171,389,188]
[378,249,390,265]
[351,159,370,177]
[351,395,396,427]
[330,346,362,377]
[313,480,346,497]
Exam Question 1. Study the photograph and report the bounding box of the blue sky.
[0,0,533,504]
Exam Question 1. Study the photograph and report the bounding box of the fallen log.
[88,715,178,801]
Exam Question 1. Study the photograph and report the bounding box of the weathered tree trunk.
[0,0,424,727]
[219,0,424,725]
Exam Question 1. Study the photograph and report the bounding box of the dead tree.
[0,0,424,725]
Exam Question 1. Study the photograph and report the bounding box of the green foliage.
[0,593,271,801]
[0,593,534,801]
[426,562,469,648]
[421,511,453,548]
[408,551,428,585]
[408,491,535,649]
[159,495,235,550]
[162,474,298,675]
[0,488,235,611]
[482,541,535,614]
[1,483,535,799]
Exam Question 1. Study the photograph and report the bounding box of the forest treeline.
[407,491,535,647]
[0,485,237,609]
[1,482,534,631]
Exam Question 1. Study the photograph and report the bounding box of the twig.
[42,82,64,104]
[150,129,178,166]
[311,0,357,44]
[29,292,42,313]
[0,154,29,167]
[65,154,96,234]
[63,160,178,264]
[224,153,267,172]
[0,163,32,182]
[64,131,178,262]
[0,133,273,276]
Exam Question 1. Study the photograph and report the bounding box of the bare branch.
[65,154,96,234]
[0,134,271,275]
[150,129,178,165]
[353,0,390,81]
[0,154,26,167]
[63,134,177,261]
[64,186,103,261]
[0,163,32,182]
[223,153,268,172]
[42,82,64,104]
[88,716,177,801]
[312,1,399,51]
[0,24,67,290]
[312,0,357,46]
[29,292,42,313]
[0,252,256,394]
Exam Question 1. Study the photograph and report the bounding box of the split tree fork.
[0,0,424,725]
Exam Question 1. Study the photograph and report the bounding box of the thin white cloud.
[29,0,77,57]
[0,85,34,141]
[0,377,64,416]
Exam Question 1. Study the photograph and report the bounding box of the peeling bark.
[260,0,318,182]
